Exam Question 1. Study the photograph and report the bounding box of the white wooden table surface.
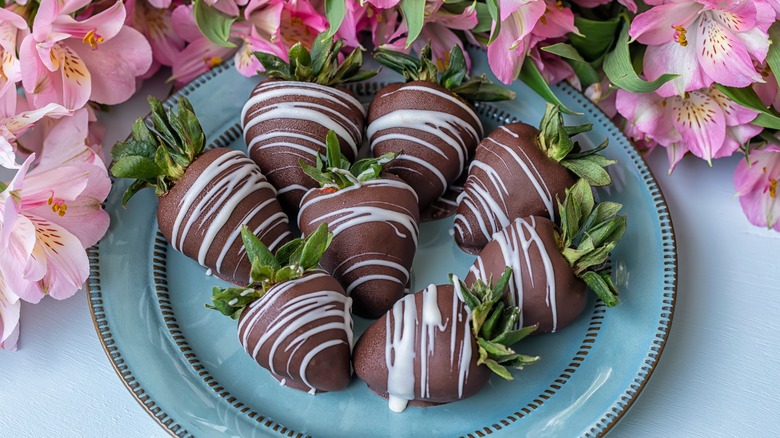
[2,77,780,437]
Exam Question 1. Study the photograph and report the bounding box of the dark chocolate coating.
[298,175,420,318]
[465,216,586,333]
[242,79,365,215]
[238,270,353,393]
[367,81,483,211]
[454,123,577,255]
[157,148,291,285]
[353,284,491,406]
[420,170,468,222]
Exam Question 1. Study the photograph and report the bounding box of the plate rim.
[87,59,678,438]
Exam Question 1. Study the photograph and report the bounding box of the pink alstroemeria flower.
[734,144,780,231]
[754,64,780,111]
[571,0,637,13]
[1,101,70,169]
[19,0,153,111]
[363,0,401,9]
[616,86,762,170]
[0,114,110,309]
[487,0,577,84]
[380,1,479,71]
[0,8,28,116]
[630,0,774,97]
[0,273,20,350]
[125,0,185,77]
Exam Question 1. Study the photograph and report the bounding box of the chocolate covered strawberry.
[111,97,291,285]
[454,104,615,254]
[298,131,419,318]
[242,32,377,215]
[207,224,353,394]
[466,180,626,334]
[353,269,539,412]
[367,44,514,212]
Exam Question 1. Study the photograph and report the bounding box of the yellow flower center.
[770,179,778,199]
[83,29,104,49]
[435,52,451,73]
[204,56,222,69]
[48,196,68,217]
[673,26,688,47]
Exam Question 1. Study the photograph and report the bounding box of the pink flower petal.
[51,0,126,41]
[695,16,763,88]
[666,141,689,173]
[670,89,727,163]
[170,37,237,86]
[26,216,89,300]
[148,0,172,8]
[734,146,780,230]
[706,87,758,125]
[643,42,706,97]
[50,43,92,110]
[171,5,205,43]
[67,27,152,105]
[533,0,578,39]
[414,24,470,71]
[246,0,284,42]
[0,275,21,349]
[364,0,401,9]
[629,2,701,45]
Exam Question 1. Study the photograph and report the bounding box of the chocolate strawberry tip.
[538,104,615,187]
[253,31,377,86]
[557,179,626,307]
[300,130,399,190]
[111,96,206,204]
[451,269,540,381]
[374,44,514,103]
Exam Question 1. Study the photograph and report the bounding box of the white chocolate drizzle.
[469,217,559,331]
[298,179,419,295]
[238,272,353,393]
[169,150,291,277]
[454,125,553,246]
[384,283,473,413]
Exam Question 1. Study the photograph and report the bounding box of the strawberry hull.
[298,175,420,318]
[238,271,354,393]
[157,148,292,285]
[242,79,366,214]
[367,81,483,211]
[353,284,491,412]
[454,123,577,255]
[466,216,586,334]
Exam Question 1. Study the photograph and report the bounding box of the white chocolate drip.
[242,81,364,158]
[169,150,290,276]
[454,126,553,244]
[367,86,482,198]
[238,272,353,393]
[469,217,559,331]
[298,179,419,295]
[385,283,473,412]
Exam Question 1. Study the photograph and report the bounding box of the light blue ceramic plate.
[88,52,676,437]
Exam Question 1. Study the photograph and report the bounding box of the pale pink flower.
[754,63,780,111]
[734,145,780,231]
[487,0,577,84]
[1,101,70,169]
[125,0,185,77]
[379,1,478,70]
[363,0,400,8]
[19,0,153,110]
[0,8,28,116]
[616,86,762,170]
[335,0,373,49]
[0,116,110,306]
[630,0,774,97]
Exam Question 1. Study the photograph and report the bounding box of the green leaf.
[309,33,333,76]
[255,52,291,78]
[400,0,426,48]
[478,338,514,357]
[324,0,347,39]
[240,225,280,270]
[485,0,501,45]
[274,265,301,283]
[541,43,601,88]
[250,263,275,286]
[0,181,7,192]
[767,23,780,89]
[481,301,505,340]
[193,0,236,48]
[569,16,620,62]
[561,156,613,186]
[325,130,344,169]
[121,180,151,207]
[288,43,312,77]
[206,286,261,319]
[450,75,516,102]
[715,84,780,129]
[492,324,538,347]
[473,2,493,34]
[111,156,163,179]
[603,21,678,93]
[130,118,155,145]
[111,138,157,162]
[588,215,626,248]
[440,45,467,89]
[275,238,304,266]
[580,271,619,307]
[519,58,579,115]
[573,243,614,275]
[483,358,513,380]
[299,223,333,270]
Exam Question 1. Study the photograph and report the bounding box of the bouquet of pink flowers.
[1,0,778,350]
